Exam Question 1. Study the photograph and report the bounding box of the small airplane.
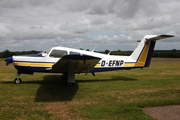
[5,35,174,86]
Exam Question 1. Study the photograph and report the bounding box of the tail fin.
[129,35,174,67]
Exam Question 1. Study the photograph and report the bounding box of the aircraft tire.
[66,82,74,87]
[14,78,22,84]
[61,73,67,80]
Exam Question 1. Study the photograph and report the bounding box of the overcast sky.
[0,0,179,52]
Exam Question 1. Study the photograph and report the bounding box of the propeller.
[5,56,13,66]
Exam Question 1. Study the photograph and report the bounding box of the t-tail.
[127,35,174,68]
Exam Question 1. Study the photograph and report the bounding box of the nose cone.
[5,56,13,66]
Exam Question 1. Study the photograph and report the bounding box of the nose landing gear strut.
[14,73,22,84]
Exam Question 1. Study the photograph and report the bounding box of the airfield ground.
[0,58,180,120]
[143,105,180,120]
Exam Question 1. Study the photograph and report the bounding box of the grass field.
[0,58,180,120]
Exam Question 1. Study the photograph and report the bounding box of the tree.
[1,49,12,58]
[104,49,110,54]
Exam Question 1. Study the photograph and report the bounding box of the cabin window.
[49,50,67,58]
[69,51,80,55]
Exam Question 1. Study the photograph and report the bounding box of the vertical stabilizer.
[129,35,174,67]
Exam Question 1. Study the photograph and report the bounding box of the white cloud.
[0,0,179,51]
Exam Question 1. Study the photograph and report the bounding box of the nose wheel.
[14,78,22,84]
[14,73,22,84]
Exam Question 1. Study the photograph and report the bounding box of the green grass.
[0,58,180,119]
[0,58,5,62]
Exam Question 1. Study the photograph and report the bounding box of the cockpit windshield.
[38,48,51,56]
[49,49,67,58]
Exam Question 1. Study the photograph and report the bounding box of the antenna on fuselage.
[108,49,113,55]
[92,45,97,52]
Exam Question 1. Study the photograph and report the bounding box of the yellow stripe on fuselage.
[124,41,151,67]
[95,63,101,67]
[13,62,53,67]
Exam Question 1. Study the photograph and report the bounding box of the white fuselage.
[11,46,137,74]
[5,34,174,85]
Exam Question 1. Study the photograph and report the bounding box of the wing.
[51,54,101,73]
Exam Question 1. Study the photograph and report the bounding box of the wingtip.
[160,34,175,37]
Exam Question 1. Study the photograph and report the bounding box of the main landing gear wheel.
[66,81,75,87]
[62,73,75,87]
[14,78,22,84]
[61,73,67,80]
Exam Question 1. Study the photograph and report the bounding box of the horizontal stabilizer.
[147,35,174,41]
[137,35,174,42]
